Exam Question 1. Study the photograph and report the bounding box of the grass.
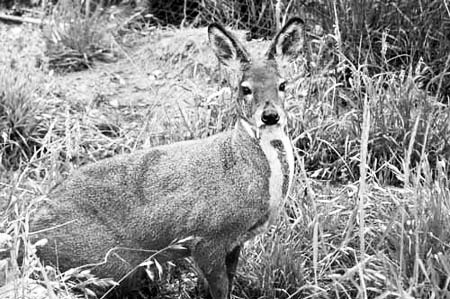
[0,67,44,171]
[1,0,450,298]
[44,0,118,72]
[0,23,48,172]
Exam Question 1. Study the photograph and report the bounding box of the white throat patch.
[258,125,295,226]
[231,121,295,248]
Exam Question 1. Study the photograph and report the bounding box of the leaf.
[33,238,48,247]
[84,288,97,297]
[154,259,163,277]
[139,259,154,268]
[145,267,155,281]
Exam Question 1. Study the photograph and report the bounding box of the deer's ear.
[208,23,250,66]
[266,17,306,60]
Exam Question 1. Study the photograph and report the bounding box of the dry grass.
[43,0,118,72]
[1,1,450,298]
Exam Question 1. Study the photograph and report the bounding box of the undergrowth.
[1,1,450,299]
[0,24,47,171]
[43,0,117,72]
[0,67,44,171]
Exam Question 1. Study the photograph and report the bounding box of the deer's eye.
[279,82,286,92]
[242,86,252,95]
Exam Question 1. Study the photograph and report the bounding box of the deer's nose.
[261,109,280,125]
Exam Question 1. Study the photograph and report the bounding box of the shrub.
[0,67,44,171]
[44,0,117,72]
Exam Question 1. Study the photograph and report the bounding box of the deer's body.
[35,123,276,276]
[32,18,306,299]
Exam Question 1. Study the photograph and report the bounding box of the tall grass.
[0,68,44,171]
[235,64,450,298]
[1,0,450,298]
[44,0,117,72]
[0,24,48,171]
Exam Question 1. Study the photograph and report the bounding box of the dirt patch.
[48,27,232,147]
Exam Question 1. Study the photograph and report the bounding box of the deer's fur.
[31,17,306,299]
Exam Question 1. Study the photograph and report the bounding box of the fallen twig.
[20,8,46,16]
[0,13,43,25]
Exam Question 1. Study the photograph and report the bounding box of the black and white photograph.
[1,0,450,298]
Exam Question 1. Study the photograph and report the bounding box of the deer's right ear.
[208,23,250,66]
[266,17,306,60]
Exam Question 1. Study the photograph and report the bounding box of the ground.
[1,7,450,299]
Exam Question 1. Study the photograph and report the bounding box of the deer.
[31,17,305,299]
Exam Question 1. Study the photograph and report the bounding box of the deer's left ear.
[208,22,251,67]
[266,17,306,60]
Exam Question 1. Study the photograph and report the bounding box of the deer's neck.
[235,119,295,222]
[258,124,294,223]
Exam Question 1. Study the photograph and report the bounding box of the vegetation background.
[1,0,450,298]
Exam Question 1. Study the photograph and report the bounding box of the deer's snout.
[261,109,280,126]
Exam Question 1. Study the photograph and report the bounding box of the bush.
[44,0,117,72]
[0,67,45,171]
[293,65,450,184]
[296,0,450,98]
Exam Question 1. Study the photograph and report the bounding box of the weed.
[44,0,117,72]
[0,67,45,171]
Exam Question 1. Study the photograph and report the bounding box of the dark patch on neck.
[269,139,290,197]
[270,139,284,151]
